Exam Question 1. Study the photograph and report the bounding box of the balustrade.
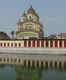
[0,40,65,48]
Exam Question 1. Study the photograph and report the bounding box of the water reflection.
[15,65,42,80]
[15,65,66,80]
[0,65,66,80]
[0,65,16,80]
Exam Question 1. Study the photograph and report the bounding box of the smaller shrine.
[16,6,44,39]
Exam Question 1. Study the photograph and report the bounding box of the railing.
[0,39,66,48]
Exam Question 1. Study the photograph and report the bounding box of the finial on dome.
[30,5,32,8]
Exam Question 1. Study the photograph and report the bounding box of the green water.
[0,66,16,80]
[0,65,66,80]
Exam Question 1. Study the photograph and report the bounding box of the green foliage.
[0,32,10,40]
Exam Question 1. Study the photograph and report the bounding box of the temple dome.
[27,6,39,18]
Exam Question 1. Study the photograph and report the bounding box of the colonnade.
[0,39,66,48]
[0,57,66,69]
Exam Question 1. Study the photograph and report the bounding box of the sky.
[0,0,66,37]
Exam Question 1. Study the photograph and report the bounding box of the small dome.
[27,5,39,18]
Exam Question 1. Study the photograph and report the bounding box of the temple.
[16,6,44,39]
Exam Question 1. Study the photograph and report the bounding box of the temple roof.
[27,5,39,18]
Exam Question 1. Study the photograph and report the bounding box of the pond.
[0,65,66,80]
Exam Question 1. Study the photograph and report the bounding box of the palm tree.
[11,31,14,39]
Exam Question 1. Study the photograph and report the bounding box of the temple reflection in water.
[15,66,42,80]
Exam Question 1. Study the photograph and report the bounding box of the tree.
[11,31,14,39]
[0,32,10,40]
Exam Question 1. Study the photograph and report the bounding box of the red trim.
[46,40,48,47]
[64,41,66,48]
[41,40,44,47]
[32,41,35,47]
[50,40,53,48]
[0,43,2,47]
[11,43,13,47]
[37,40,40,47]
[4,43,6,47]
[28,40,31,47]
[15,43,17,47]
[18,43,21,47]
[24,40,27,47]
[59,40,62,48]
[7,43,9,47]
[55,40,58,48]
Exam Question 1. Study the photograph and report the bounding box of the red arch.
[11,43,13,47]
[37,40,40,47]
[59,40,62,48]
[18,43,21,47]
[46,40,48,47]
[64,40,66,48]
[15,43,17,47]
[24,40,27,47]
[50,40,53,48]
[32,41,35,47]
[7,43,9,47]
[41,40,44,47]
[55,40,58,48]
[4,43,6,47]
